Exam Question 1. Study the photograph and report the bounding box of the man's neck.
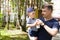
[44,16,52,21]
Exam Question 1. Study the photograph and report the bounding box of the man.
[26,7,39,40]
[37,5,59,40]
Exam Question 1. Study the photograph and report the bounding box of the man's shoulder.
[51,18,58,22]
[39,17,44,22]
[39,17,58,23]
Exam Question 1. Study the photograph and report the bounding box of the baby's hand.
[36,19,42,25]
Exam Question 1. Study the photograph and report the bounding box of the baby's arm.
[26,21,37,28]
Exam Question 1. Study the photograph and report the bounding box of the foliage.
[45,0,51,2]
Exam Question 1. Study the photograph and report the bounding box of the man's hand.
[36,19,43,25]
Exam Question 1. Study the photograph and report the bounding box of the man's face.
[42,7,52,18]
[28,11,35,18]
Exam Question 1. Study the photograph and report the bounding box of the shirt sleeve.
[26,18,31,24]
[52,22,59,30]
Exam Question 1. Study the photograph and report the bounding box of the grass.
[0,30,29,40]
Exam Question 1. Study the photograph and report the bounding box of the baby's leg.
[28,30,38,40]
[28,34,37,40]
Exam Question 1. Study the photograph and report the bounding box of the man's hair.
[42,5,53,11]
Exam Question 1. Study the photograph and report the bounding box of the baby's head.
[26,7,35,18]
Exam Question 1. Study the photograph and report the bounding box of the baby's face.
[29,11,35,18]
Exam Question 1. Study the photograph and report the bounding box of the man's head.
[42,5,53,18]
[26,7,35,18]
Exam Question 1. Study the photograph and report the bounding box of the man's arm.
[43,25,58,36]
[37,20,59,36]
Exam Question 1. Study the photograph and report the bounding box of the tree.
[45,0,51,2]
[0,0,1,13]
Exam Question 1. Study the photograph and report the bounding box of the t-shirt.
[26,18,38,31]
[59,21,60,27]
[38,17,59,40]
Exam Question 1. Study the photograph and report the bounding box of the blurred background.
[0,0,60,40]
